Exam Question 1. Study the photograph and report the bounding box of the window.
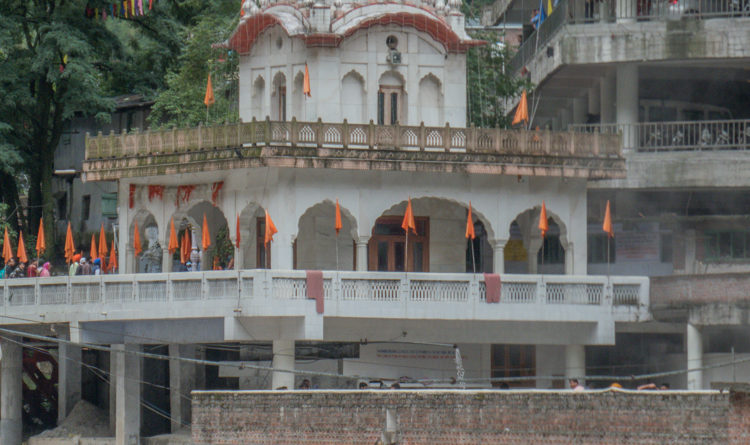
[704,231,750,261]
[378,91,385,125]
[491,345,535,388]
[369,216,429,272]
[588,233,615,263]
[81,195,91,221]
[101,193,117,218]
[538,235,564,264]
[377,87,403,125]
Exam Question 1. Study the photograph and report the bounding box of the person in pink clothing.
[39,262,51,277]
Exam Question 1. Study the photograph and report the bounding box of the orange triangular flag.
[465,202,475,240]
[64,222,75,264]
[303,63,311,97]
[335,200,343,235]
[202,214,211,251]
[603,200,614,238]
[401,198,417,235]
[169,217,179,255]
[512,89,529,126]
[181,231,188,264]
[17,231,28,263]
[99,224,108,260]
[109,239,117,273]
[36,218,46,256]
[539,201,549,238]
[2,227,13,264]
[236,214,241,248]
[90,233,98,261]
[264,210,278,246]
[204,74,215,107]
[133,221,142,257]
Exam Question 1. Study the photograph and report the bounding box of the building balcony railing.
[569,119,750,152]
[83,119,624,180]
[509,0,750,74]
[0,270,648,323]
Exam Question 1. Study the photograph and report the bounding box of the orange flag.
[465,202,475,240]
[264,210,278,246]
[109,239,117,273]
[401,198,416,235]
[204,74,215,107]
[603,200,614,238]
[539,201,549,239]
[512,89,529,126]
[90,234,98,261]
[168,217,179,255]
[202,213,211,251]
[180,231,188,264]
[236,214,241,248]
[2,227,13,264]
[17,231,28,263]
[335,200,343,235]
[303,63,311,97]
[36,218,46,256]
[133,221,142,257]
[64,222,75,264]
[99,224,108,260]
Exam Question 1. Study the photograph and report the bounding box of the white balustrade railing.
[0,270,648,310]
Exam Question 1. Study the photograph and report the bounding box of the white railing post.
[400,275,410,313]
[66,276,72,305]
[537,277,547,304]
[603,278,612,307]
[469,274,479,315]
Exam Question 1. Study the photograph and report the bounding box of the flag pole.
[335,235,339,271]
[470,238,477,274]
[405,230,409,274]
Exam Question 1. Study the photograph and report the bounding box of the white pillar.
[58,340,82,424]
[564,242,574,275]
[126,247,135,274]
[271,237,294,270]
[687,323,703,390]
[565,344,586,386]
[0,336,22,445]
[356,237,369,272]
[600,71,616,124]
[616,0,636,22]
[491,239,507,274]
[169,344,196,433]
[616,63,639,152]
[162,248,171,273]
[114,344,141,445]
[271,340,295,389]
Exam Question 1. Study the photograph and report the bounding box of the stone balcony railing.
[1,270,648,325]
[82,119,624,181]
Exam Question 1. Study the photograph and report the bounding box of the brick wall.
[192,389,750,444]
[651,273,750,307]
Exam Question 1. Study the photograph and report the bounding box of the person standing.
[39,262,51,277]
[9,261,26,278]
[1,258,16,279]
[69,254,81,276]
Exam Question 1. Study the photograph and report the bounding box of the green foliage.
[466,30,533,128]
[148,4,240,128]
[208,226,235,269]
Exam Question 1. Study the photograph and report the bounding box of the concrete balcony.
[0,270,648,345]
[82,119,624,182]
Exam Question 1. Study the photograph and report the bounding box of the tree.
[466,30,533,128]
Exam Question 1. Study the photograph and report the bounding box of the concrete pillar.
[126,247,135,274]
[491,239,507,274]
[114,344,141,445]
[572,97,587,125]
[536,345,565,389]
[356,237,369,272]
[616,63,639,152]
[0,336,22,445]
[616,0,636,22]
[559,107,571,131]
[600,71,616,124]
[687,323,703,390]
[564,242,574,275]
[588,84,600,116]
[234,246,241,271]
[565,344,586,386]
[271,340,295,389]
[58,340,82,424]
[162,248,171,273]
[169,344,196,433]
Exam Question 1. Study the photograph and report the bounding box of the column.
[559,107,571,131]
[687,323,703,390]
[588,84,600,117]
[564,242,574,275]
[565,344,586,386]
[491,239,507,274]
[162,248,171,273]
[600,71,616,124]
[616,0,636,22]
[356,237,369,272]
[126,247,135,274]
[0,336,22,445]
[114,344,141,445]
[271,340,295,389]
[270,237,294,270]
[572,97,587,125]
[169,344,196,433]
[58,339,82,424]
[616,63,639,152]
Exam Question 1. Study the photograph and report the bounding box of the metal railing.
[84,118,622,161]
[509,0,749,74]
[569,119,750,152]
[1,270,647,308]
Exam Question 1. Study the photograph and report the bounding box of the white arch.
[341,70,367,124]
[418,73,443,126]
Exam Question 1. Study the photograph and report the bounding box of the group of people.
[0,258,52,279]
[68,254,105,276]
